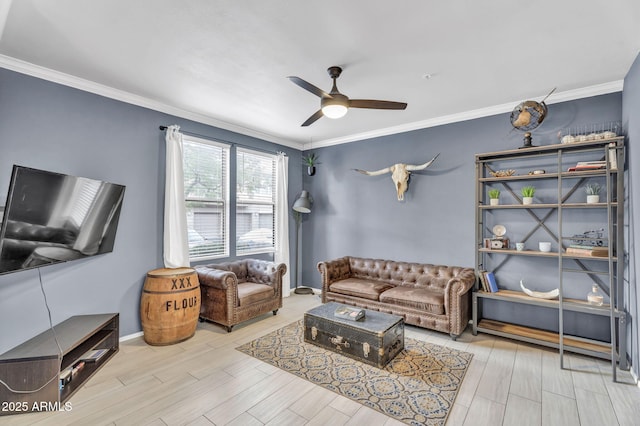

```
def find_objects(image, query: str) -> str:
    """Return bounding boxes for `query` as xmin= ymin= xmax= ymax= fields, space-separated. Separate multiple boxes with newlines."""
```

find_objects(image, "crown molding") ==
xmin=0 ymin=55 xmax=622 ymax=152
xmin=0 ymin=55 xmax=304 ymax=150
xmin=306 ymin=80 xmax=624 ymax=149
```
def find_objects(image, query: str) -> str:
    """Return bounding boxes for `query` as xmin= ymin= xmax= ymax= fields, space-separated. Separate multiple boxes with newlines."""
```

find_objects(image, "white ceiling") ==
xmin=0 ymin=0 xmax=639 ymax=149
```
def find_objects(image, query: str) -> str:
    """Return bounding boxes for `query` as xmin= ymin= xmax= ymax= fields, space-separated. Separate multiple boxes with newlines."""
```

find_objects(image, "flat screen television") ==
xmin=0 ymin=165 xmax=125 ymax=275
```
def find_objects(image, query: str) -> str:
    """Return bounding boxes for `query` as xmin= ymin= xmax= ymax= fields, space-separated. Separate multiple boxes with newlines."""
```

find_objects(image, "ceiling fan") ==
xmin=288 ymin=66 xmax=408 ymax=127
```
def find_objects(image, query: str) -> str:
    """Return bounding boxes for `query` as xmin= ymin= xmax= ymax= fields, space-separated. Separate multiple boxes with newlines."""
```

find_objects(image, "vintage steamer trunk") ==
xmin=304 ymin=302 xmax=404 ymax=368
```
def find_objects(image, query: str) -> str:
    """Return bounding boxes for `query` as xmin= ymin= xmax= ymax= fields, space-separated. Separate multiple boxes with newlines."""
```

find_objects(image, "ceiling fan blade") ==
xmin=288 ymin=76 xmax=331 ymax=98
xmin=349 ymin=99 xmax=407 ymax=110
xmin=301 ymin=110 xmax=324 ymax=127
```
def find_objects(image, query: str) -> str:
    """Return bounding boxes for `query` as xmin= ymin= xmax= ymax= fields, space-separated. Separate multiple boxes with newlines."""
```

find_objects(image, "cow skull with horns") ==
xmin=354 ymin=153 xmax=440 ymax=201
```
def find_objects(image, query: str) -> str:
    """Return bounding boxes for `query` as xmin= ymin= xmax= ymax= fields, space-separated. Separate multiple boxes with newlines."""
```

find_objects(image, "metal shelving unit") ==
xmin=472 ymin=138 xmax=627 ymax=380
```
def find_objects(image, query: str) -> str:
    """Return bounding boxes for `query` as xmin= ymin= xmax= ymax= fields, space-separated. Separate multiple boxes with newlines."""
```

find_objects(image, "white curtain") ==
xmin=163 ymin=125 xmax=190 ymax=268
xmin=275 ymin=153 xmax=291 ymax=297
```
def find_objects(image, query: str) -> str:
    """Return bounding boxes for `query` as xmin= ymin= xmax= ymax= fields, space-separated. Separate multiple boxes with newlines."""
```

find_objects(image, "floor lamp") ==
xmin=293 ymin=190 xmax=314 ymax=295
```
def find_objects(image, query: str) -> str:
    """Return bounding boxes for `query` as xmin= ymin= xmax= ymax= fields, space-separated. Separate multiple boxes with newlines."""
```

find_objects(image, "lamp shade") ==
xmin=293 ymin=190 xmax=312 ymax=213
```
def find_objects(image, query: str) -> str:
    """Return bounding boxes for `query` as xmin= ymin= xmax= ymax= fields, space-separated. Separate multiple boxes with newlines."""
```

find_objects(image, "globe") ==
xmin=510 ymin=100 xmax=548 ymax=132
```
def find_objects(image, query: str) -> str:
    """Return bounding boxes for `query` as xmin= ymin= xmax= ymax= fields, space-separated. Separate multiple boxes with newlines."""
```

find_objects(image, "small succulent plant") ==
xmin=521 ymin=186 xmax=535 ymax=198
xmin=586 ymin=183 xmax=601 ymax=195
xmin=488 ymin=189 xmax=501 ymax=199
xmin=302 ymin=153 xmax=318 ymax=167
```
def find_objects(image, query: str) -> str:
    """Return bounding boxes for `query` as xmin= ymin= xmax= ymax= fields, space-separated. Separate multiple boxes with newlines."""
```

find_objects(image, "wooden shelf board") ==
xmin=480 ymin=203 xmax=558 ymax=209
xmin=479 ymin=169 xmax=617 ymax=182
xmin=476 ymin=137 xmax=624 ymax=160
xmin=480 ymin=203 xmax=617 ymax=209
xmin=475 ymin=289 xmax=620 ymax=316
xmin=479 ymin=248 xmax=559 ymax=257
xmin=478 ymin=248 xmax=615 ymax=261
xmin=561 ymin=170 xmax=617 ymax=178
xmin=478 ymin=319 xmax=611 ymax=355
xmin=477 ymin=289 xmax=581 ymax=305
xmin=479 ymin=173 xmax=559 ymax=182
xmin=562 ymin=202 xmax=617 ymax=208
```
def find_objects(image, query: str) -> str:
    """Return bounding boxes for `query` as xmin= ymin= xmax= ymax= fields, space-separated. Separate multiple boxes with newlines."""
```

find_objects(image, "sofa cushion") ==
xmin=329 ymin=278 xmax=393 ymax=301
xmin=379 ymin=286 xmax=445 ymax=315
xmin=237 ymin=282 xmax=274 ymax=306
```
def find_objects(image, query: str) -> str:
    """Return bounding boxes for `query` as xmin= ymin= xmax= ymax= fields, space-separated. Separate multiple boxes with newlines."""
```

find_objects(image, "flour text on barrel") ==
xmin=165 ymin=296 xmax=199 ymax=312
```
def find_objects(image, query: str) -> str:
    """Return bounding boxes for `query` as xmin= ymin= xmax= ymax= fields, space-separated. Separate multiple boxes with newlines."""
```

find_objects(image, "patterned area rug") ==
xmin=236 ymin=320 xmax=472 ymax=426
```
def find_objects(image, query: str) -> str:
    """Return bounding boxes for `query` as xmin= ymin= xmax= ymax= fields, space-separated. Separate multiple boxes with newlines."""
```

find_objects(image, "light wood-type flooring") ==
xmin=4 ymin=293 xmax=639 ymax=426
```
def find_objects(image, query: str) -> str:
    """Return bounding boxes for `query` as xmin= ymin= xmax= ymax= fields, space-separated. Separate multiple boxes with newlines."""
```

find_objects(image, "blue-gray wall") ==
xmin=622 ymin=52 xmax=640 ymax=379
xmin=301 ymin=92 xmax=629 ymax=352
xmin=0 ymin=68 xmax=302 ymax=353
xmin=302 ymin=93 xmax=623 ymax=282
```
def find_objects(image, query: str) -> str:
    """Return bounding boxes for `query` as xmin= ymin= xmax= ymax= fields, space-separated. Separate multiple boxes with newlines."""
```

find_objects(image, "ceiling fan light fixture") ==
xmin=290 ymin=66 xmax=407 ymax=126
xmin=321 ymin=103 xmax=348 ymax=119
xmin=321 ymin=95 xmax=349 ymax=119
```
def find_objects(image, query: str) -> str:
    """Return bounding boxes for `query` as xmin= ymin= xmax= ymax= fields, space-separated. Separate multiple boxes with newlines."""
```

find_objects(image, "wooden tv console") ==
xmin=0 ymin=313 xmax=119 ymax=415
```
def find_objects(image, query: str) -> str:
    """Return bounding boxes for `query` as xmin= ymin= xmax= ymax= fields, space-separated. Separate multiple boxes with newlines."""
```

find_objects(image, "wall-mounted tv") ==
xmin=0 ymin=165 xmax=125 ymax=275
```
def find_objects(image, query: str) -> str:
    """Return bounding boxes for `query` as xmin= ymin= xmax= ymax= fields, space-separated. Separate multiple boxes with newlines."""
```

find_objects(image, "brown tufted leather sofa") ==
xmin=195 ymin=259 xmax=287 ymax=332
xmin=317 ymin=256 xmax=475 ymax=339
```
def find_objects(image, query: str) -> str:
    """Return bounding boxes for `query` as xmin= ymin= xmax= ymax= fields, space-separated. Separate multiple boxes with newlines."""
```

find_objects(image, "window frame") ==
xmin=182 ymin=135 xmax=230 ymax=261
xmin=235 ymin=147 xmax=277 ymax=256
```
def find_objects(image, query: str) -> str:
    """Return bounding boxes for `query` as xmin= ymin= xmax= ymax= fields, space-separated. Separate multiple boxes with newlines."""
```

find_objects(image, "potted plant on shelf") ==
xmin=586 ymin=183 xmax=601 ymax=204
xmin=488 ymin=188 xmax=501 ymax=206
xmin=521 ymin=186 xmax=535 ymax=205
xmin=302 ymin=153 xmax=318 ymax=176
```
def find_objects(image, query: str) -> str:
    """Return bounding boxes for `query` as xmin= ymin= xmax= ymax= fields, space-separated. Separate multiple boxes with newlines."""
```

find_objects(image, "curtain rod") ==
xmin=159 ymin=125 xmax=287 ymax=156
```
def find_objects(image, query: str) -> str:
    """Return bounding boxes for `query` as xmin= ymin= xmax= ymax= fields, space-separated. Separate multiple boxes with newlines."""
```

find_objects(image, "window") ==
xmin=236 ymin=148 xmax=276 ymax=255
xmin=182 ymin=136 xmax=229 ymax=259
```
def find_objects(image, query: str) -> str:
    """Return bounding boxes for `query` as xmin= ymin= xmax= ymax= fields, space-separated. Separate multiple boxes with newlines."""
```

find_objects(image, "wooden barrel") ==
xmin=140 ymin=267 xmax=201 ymax=345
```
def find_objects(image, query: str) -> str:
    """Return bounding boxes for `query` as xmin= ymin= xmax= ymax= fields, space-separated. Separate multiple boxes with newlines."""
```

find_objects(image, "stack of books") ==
xmin=79 ymin=348 xmax=109 ymax=363
xmin=59 ymin=367 xmax=72 ymax=389
xmin=478 ymin=271 xmax=498 ymax=293
xmin=567 ymin=160 xmax=606 ymax=172
xmin=565 ymin=245 xmax=609 ymax=257
xmin=334 ymin=305 xmax=365 ymax=321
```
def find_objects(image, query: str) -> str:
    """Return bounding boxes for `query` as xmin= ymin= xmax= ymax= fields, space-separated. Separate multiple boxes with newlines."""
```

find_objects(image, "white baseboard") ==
xmin=119 ymin=331 xmax=144 ymax=342
xmin=631 ymin=368 xmax=639 ymax=387
xmin=121 ymin=288 xmax=322 ymax=342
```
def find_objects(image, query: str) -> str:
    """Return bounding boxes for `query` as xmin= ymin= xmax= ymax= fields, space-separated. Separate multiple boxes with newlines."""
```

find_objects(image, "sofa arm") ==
xmin=317 ymin=257 xmax=352 ymax=302
xmin=195 ymin=266 xmax=237 ymax=291
xmin=443 ymin=268 xmax=476 ymax=337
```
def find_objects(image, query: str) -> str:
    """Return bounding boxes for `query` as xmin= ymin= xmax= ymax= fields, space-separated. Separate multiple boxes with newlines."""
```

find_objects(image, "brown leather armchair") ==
xmin=195 ymin=259 xmax=287 ymax=332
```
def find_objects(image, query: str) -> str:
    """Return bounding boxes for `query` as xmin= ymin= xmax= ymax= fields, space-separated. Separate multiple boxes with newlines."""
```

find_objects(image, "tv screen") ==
xmin=0 ymin=165 xmax=125 ymax=275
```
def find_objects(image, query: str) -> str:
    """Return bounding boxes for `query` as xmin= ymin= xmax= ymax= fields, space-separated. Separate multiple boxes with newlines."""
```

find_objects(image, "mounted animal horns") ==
xmin=354 ymin=153 xmax=440 ymax=201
